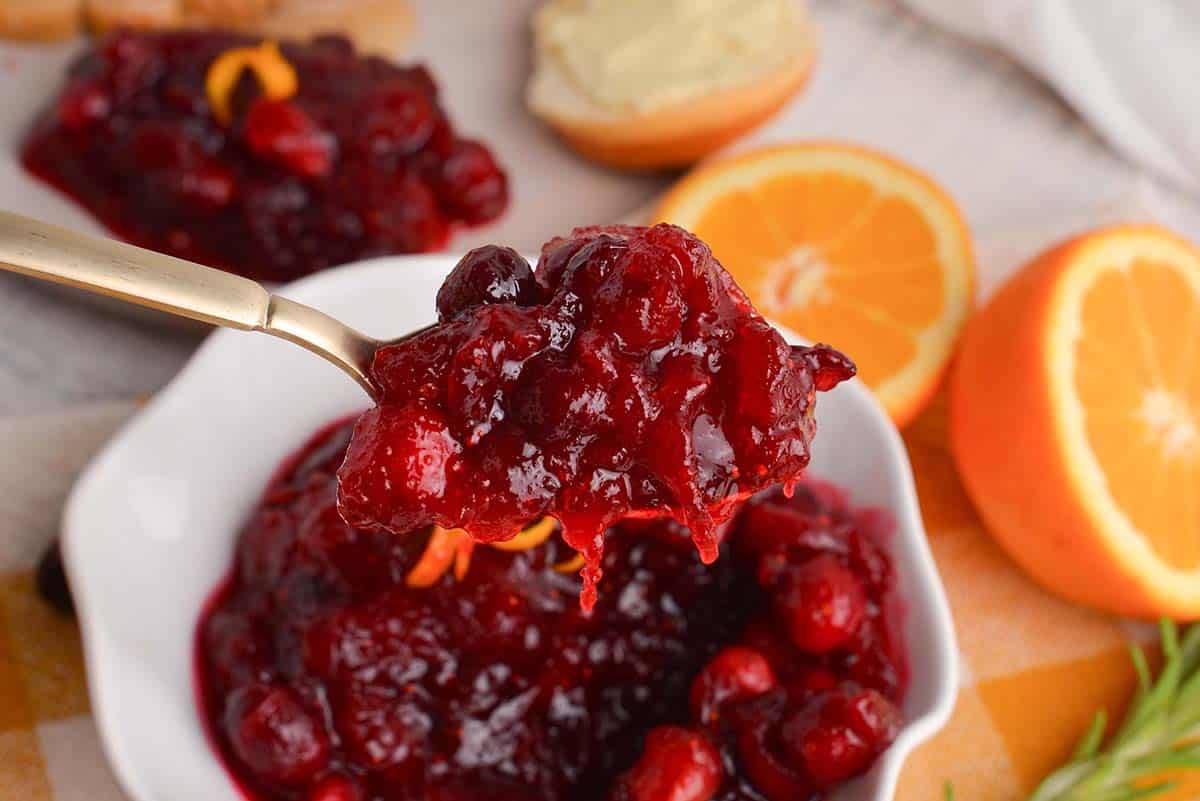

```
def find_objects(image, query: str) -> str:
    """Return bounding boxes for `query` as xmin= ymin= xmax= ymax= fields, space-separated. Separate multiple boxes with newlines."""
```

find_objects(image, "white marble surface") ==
xmin=0 ymin=0 xmax=1197 ymax=415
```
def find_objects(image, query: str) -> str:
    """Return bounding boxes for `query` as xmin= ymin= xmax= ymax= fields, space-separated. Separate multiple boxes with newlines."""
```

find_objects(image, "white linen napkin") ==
xmin=902 ymin=0 xmax=1200 ymax=194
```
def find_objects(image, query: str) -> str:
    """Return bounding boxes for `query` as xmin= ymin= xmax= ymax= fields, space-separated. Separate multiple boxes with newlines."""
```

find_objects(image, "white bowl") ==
xmin=62 ymin=253 xmax=958 ymax=801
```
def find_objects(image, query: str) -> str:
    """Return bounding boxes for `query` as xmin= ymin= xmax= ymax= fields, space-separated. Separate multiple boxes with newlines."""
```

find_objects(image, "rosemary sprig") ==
xmin=1028 ymin=620 xmax=1200 ymax=801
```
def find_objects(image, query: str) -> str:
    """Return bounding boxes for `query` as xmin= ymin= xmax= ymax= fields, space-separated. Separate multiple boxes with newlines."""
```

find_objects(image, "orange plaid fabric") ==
xmin=0 ymin=396 xmax=1182 ymax=800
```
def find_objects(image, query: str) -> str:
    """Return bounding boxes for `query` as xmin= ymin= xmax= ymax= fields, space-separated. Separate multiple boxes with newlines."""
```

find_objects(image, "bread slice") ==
xmin=85 ymin=0 xmax=180 ymax=32
xmin=185 ymin=0 xmax=277 ymax=25
xmin=527 ymin=0 xmax=818 ymax=170
xmin=0 ymin=0 xmax=83 ymax=40
xmin=82 ymin=0 xmax=412 ymax=54
xmin=251 ymin=0 xmax=414 ymax=56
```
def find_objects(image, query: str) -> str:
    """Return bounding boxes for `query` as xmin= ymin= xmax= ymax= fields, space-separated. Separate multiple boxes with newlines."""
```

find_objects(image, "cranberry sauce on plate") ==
xmin=22 ymin=30 xmax=508 ymax=282
xmin=197 ymin=420 xmax=905 ymax=801
xmin=336 ymin=224 xmax=855 ymax=609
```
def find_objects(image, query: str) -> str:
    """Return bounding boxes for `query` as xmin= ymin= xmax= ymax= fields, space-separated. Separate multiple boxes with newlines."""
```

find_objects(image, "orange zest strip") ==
xmin=489 ymin=517 xmax=558 ymax=552
xmin=552 ymin=553 xmax=586 ymax=574
xmin=453 ymin=539 xmax=475 ymax=581
xmin=405 ymin=526 xmax=474 ymax=588
xmin=205 ymin=40 xmax=298 ymax=124
xmin=405 ymin=517 xmax=578 ymax=587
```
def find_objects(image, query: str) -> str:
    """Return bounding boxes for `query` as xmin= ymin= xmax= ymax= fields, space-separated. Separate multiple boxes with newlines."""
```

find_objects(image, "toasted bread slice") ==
xmin=0 ymin=0 xmax=84 ymax=40
xmin=527 ymin=0 xmax=817 ymax=170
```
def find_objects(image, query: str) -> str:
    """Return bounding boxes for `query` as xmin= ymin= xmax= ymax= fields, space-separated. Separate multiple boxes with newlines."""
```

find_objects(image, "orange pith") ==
xmin=951 ymin=224 xmax=1200 ymax=618
xmin=653 ymin=142 xmax=974 ymax=427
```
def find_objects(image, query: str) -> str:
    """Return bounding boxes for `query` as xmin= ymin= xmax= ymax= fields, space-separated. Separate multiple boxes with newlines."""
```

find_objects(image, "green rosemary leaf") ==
xmin=1072 ymin=711 xmax=1108 ymax=762
xmin=1091 ymin=779 xmax=1175 ymax=801
xmin=1025 ymin=620 xmax=1200 ymax=801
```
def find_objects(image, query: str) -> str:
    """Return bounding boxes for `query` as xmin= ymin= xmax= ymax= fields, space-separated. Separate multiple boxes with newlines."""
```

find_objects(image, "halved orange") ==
xmin=653 ymin=142 xmax=975 ymax=427
xmin=951 ymin=225 xmax=1200 ymax=618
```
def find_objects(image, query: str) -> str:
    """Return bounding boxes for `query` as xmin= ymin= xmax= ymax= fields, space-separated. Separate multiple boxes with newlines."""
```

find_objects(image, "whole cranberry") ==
xmin=56 ymin=79 xmax=111 ymax=130
xmin=689 ymin=646 xmax=777 ymax=726
xmin=436 ymin=139 xmax=508 ymax=224
xmin=336 ymin=405 xmax=468 ymax=534
xmin=770 ymin=553 xmax=866 ymax=653
xmin=223 ymin=684 xmax=330 ymax=786
xmin=436 ymin=245 xmax=540 ymax=321
xmin=360 ymin=80 xmax=436 ymax=155
xmin=732 ymin=693 xmax=814 ymax=801
xmin=307 ymin=773 xmax=363 ymax=801
xmin=243 ymin=99 xmax=336 ymax=178
xmin=779 ymin=686 xmax=900 ymax=788
xmin=615 ymin=726 xmax=722 ymax=801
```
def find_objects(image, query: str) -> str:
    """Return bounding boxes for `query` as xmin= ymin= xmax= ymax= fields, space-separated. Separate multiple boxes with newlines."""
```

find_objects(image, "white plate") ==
xmin=62 ymin=253 xmax=958 ymax=801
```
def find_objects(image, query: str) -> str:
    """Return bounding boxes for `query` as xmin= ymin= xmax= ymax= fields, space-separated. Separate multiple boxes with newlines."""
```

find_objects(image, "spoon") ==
xmin=0 ymin=209 xmax=385 ymax=398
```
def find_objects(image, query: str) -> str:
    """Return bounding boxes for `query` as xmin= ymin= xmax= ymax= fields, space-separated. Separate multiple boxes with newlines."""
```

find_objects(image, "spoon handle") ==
xmin=0 ymin=210 xmax=380 ymax=397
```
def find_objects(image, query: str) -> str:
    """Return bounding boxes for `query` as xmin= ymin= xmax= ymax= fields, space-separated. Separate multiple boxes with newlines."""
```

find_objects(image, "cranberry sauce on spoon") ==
xmin=336 ymin=224 xmax=855 ymax=610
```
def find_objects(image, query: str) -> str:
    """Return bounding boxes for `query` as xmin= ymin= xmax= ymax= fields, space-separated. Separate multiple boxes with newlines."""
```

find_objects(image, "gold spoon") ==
xmin=0 ymin=209 xmax=384 ymax=398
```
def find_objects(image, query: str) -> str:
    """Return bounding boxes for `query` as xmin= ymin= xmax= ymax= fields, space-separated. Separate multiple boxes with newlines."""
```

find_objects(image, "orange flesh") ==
xmin=1073 ymin=257 xmax=1200 ymax=569
xmin=688 ymin=172 xmax=945 ymax=392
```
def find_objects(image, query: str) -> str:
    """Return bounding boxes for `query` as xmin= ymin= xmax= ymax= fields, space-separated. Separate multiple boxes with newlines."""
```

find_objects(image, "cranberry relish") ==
xmin=198 ymin=420 xmax=906 ymax=801
xmin=337 ymin=224 xmax=855 ymax=609
xmin=22 ymin=30 xmax=508 ymax=282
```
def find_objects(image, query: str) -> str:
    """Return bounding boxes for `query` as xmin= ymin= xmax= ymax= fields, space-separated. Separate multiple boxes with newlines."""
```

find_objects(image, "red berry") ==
xmin=360 ymin=80 xmax=436 ymax=155
xmin=786 ymin=718 xmax=870 ymax=788
xmin=436 ymin=245 xmax=540 ymax=321
xmin=620 ymin=726 xmax=723 ymax=801
xmin=779 ymin=686 xmax=900 ymax=788
xmin=689 ymin=646 xmax=777 ymax=726
xmin=306 ymin=774 xmax=362 ymax=801
xmin=843 ymin=687 xmax=902 ymax=745
xmin=56 ymin=79 xmax=111 ymax=129
xmin=436 ymin=139 xmax=508 ymax=224
xmin=223 ymin=684 xmax=330 ymax=786
xmin=244 ymin=98 xmax=335 ymax=178
xmin=336 ymin=405 xmax=468 ymax=534
xmin=770 ymin=553 xmax=866 ymax=653
xmin=733 ymin=694 xmax=814 ymax=801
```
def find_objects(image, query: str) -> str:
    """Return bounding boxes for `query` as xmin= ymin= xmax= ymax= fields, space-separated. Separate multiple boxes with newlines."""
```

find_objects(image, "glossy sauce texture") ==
xmin=336 ymin=224 xmax=855 ymax=609
xmin=198 ymin=421 xmax=905 ymax=801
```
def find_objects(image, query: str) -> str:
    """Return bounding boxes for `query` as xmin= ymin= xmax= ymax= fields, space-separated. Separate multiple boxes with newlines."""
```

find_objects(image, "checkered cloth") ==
xmin=0 ymin=188 xmax=1187 ymax=800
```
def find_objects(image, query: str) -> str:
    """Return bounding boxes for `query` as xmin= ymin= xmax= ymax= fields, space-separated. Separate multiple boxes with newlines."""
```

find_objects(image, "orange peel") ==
xmin=205 ymin=40 xmax=298 ymax=124
xmin=406 ymin=517 xmax=581 ymax=587
xmin=405 ymin=526 xmax=474 ymax=588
